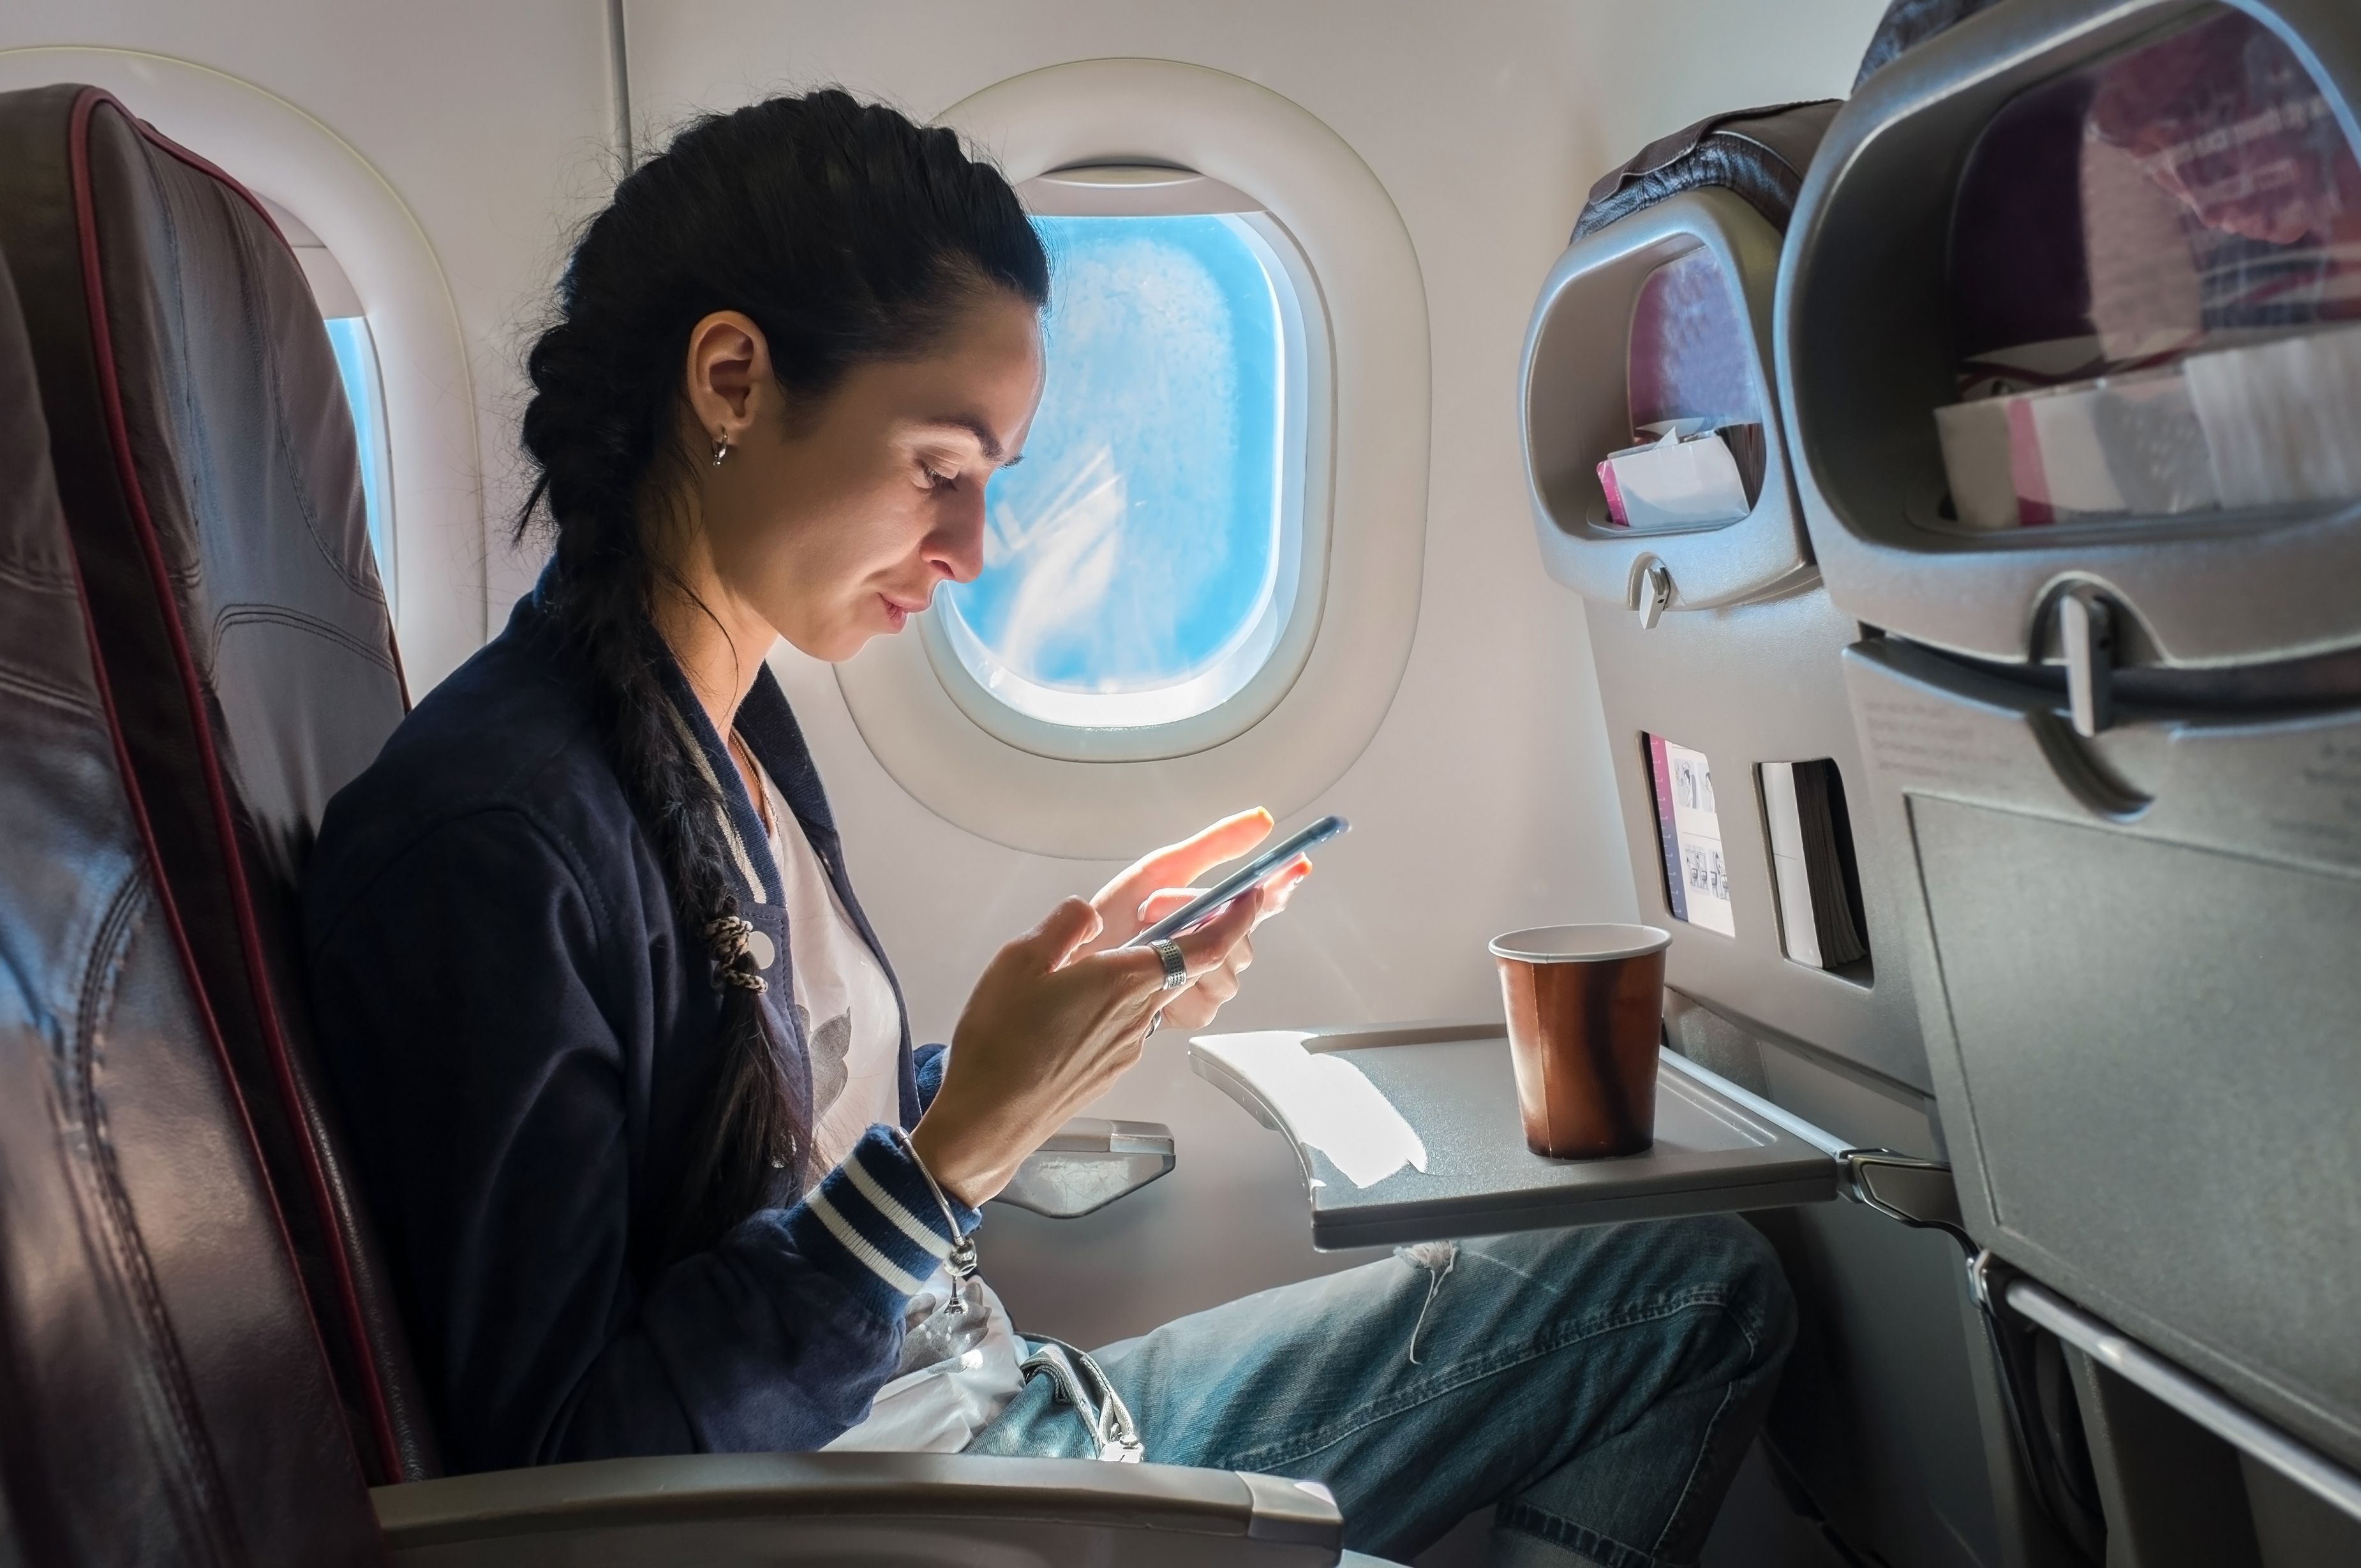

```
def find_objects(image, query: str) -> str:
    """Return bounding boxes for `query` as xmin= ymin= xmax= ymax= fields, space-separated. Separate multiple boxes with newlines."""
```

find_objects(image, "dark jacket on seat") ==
xmin=302 ymin=586 xmax=972 ymax=1474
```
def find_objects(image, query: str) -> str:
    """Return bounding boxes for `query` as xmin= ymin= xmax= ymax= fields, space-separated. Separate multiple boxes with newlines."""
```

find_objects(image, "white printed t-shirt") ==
xmin=740 ymin=746 xmax=1024 ymax=1453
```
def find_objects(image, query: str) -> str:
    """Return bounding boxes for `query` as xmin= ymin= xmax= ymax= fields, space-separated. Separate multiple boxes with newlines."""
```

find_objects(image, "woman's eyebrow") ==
xmin=918 ymin=415 xmax=1020 ymax=467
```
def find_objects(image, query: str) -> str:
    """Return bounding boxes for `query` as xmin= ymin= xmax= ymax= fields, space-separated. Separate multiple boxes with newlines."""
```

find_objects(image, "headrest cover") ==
xmin=1574 ymin=100 xmax=1843 ymax=240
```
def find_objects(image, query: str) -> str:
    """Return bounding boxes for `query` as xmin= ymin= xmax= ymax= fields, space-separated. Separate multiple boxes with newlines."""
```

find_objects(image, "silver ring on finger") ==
xmin=1145 ymin=1008 xmax=1164 ymax=1039
xmin=1147 ymin=936 xmax=1189 ymax=992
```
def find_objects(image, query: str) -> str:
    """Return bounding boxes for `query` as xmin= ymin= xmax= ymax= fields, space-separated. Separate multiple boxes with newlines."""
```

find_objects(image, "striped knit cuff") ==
xmin=784 ymin=1125 xmax=980 ymax=1317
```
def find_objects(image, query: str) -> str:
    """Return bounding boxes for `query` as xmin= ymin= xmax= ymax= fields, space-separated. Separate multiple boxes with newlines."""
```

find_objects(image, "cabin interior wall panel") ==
xmin=627 ymin=0 xmax=1889 ymax=1344
xmin=1 ymin=0 xmax=622 ymax=689
xmin=1586 ymin=587 xmax=1934 ymax=1094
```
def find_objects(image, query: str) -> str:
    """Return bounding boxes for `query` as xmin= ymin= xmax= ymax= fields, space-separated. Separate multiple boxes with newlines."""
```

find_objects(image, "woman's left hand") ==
xmin=1085 ymin=808 xmax=1312 ymax=1033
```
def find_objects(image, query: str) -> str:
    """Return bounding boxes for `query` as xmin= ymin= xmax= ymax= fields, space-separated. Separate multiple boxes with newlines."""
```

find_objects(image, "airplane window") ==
xmin=838 ymin=68 xmax=1413 ymax=850
xmin=937 ymin=209 xmax=1309 ymax=730
xmin=262 ymin=191 xmax=396 ymax=602
xmin=322 ymin=315 xmax=394 ymax=596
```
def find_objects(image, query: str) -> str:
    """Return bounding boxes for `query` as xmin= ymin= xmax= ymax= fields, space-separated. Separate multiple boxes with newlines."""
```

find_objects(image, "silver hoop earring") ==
xmin=710 ymin=436 xmax=731 ymax=468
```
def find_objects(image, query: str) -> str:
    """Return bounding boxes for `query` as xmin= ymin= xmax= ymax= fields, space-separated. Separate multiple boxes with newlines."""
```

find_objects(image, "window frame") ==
xmin=920 ymin=191 xmax=1334 ymax=760
xmin=322 ymin=315 xmax=398 ymax=612
xmin=829 ymin=57 xmax=1431 ymax=859
xmin=270 ymin=192 xmax=400 ymax=612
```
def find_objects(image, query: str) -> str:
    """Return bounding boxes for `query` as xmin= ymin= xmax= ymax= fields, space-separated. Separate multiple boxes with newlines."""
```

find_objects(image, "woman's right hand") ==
xmin=909 ymin=889 xmax=1263 ymax=1208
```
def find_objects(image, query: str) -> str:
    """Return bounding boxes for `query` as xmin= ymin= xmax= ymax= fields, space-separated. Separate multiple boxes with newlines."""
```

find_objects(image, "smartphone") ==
xmin=1119 ymin=815 xmax=1349 ymax=950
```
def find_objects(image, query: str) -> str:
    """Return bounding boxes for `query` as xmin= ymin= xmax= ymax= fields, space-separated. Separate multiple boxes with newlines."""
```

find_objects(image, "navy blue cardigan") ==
xmin=302 ymin=588 xmax=977 ymax=1474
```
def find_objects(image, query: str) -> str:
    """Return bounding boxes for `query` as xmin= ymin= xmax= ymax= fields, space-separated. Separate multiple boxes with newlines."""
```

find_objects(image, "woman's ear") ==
xmin=683 ymin=311 xmax=773 ymax=444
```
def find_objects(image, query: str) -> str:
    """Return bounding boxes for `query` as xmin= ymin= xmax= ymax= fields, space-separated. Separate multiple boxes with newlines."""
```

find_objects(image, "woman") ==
xmin=304 ymin=90 xmax=1791 ymax=1567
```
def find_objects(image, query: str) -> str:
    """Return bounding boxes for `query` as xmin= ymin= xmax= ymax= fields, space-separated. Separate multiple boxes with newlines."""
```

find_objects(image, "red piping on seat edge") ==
xmin=67 ymin=85 xmax=404 ymax=1484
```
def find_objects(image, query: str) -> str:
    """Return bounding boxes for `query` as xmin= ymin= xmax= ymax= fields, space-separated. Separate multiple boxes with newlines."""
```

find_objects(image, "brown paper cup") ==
xmin=1490 ymin=924 xmax=1672 ymax=1159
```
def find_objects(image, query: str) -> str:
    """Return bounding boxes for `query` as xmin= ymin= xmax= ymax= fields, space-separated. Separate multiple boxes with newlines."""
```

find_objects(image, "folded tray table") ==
xmin=1189 ymin=1022 xmax=1848 ymax=1250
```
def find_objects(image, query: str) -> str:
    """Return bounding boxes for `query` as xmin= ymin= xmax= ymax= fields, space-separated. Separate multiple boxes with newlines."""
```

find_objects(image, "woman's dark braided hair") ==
xmin=513 ymin=90 xmax=1048 ymax=1257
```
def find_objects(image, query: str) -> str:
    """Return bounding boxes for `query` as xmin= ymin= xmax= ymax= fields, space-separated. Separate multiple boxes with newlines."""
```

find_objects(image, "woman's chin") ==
xmin=777 ymin=622 xmax=869 ymax=665
xmin=812 ymin=618 xmax=903 ymax=664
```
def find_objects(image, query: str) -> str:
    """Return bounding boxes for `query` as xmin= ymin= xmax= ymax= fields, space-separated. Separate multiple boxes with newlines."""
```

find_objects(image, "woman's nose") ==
xmin=927 ymin=488 xmax=988 ymax=584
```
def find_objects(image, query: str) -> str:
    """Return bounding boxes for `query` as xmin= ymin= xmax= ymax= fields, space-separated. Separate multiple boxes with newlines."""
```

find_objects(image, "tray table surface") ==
xmin=1189 ymin=1026 xmax=1840 ymax=1248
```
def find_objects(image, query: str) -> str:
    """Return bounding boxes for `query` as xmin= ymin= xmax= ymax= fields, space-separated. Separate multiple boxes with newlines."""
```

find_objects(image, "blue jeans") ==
xmin=966 ymin=1216 xmax=1793 ymax=1568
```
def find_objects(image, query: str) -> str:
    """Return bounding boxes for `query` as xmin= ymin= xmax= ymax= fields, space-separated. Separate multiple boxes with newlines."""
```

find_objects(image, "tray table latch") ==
xmin=1837 ymin=1148 xmax=1969 ymax=1250
xmin=1634 ymin=557 xmax=1674 ymax=628
xmin=2058 ymin=586 xmax=2116 ymax=738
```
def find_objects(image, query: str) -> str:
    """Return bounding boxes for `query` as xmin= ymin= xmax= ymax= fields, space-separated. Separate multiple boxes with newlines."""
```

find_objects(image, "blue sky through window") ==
xmin=943 ymin=214 xmax=1288 ymax=711
xmin=324 ymin=316 xmax=392 ymax=588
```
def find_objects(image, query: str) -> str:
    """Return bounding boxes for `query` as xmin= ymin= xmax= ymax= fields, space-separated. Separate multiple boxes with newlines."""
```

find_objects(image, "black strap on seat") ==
xmin=1573 ymin=100 xmax=1842 ymax=241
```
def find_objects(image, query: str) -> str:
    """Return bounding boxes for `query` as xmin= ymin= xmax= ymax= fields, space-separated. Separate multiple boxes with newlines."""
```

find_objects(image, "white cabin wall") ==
xmin=630 ymin=0 xmax=1890 ymax=1342
xmin=2 ymin=0 xmax=621 ymax=688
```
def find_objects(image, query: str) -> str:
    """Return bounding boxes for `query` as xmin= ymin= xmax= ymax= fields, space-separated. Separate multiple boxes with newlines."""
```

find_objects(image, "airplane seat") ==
xmin=1777 ymin=0 xmax=2361 ymax=1559
xmin=0 ymin=79 xmax=1364 ymax=1566
xmin=0 ymin=80 xmax=435 ymax=1488
xmin=0 ymin=233 xmax=387 ymax=1568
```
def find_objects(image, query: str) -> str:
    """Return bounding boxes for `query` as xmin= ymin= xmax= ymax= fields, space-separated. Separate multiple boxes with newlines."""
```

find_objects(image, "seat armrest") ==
xmin=992 ymin=1117 xmax=1175 ymax=1218
xmin=374 ymin=1451 xmax=1346 ymax=1566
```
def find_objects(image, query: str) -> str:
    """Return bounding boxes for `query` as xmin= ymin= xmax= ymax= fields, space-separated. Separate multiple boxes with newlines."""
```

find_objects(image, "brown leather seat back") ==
xmin=0 ymin=249 xmax=383 ymax=1567
xmin=0 ymin=83 xmax=435 ymax=1483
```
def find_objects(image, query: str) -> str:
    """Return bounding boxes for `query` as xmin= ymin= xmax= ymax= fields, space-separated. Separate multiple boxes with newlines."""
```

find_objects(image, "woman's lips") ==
xmin=880 ymin=592 xmax=927 ymax=631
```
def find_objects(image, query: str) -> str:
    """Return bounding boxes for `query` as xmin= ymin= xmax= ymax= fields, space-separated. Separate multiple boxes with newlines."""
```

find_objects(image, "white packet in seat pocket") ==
xmin=1602 ymin=426 xmax=1752 ymax=530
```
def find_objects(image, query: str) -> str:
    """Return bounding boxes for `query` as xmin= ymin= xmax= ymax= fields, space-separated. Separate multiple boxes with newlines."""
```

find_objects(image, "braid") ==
xmin=513 ymin=89 xmax=1046 ymax=1256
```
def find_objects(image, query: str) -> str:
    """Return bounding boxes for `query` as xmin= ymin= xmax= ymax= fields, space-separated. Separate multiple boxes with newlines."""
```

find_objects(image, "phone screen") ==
xmin=1120 ymin=815 xmax=1348 ymax=950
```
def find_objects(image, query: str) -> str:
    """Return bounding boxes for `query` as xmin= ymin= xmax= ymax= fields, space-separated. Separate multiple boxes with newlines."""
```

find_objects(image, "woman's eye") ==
xmin=920 ymin=464 xmax=958 ymax=491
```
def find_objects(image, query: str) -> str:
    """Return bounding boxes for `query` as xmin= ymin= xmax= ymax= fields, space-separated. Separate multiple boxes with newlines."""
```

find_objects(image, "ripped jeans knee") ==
xmin=1394 ymin=1239 xmax=1459 ymax=1365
